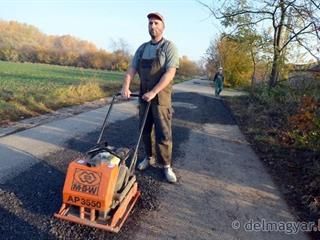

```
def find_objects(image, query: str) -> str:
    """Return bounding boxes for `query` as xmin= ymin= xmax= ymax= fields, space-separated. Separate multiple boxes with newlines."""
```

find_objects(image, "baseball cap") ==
xmin=147 ymin=12 xmax=164 ymax=23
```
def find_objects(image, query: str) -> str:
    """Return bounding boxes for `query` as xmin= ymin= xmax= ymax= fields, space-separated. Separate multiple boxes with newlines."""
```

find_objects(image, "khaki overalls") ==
xmin=138 ymin=40 xmax=173 ymax=166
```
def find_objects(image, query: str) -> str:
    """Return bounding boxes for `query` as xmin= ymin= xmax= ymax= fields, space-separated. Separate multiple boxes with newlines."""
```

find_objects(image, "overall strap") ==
xmin=156 ymin=39 xmax=170 ymax=56
xmin=139 ymin=42 xmax=149 ymax=60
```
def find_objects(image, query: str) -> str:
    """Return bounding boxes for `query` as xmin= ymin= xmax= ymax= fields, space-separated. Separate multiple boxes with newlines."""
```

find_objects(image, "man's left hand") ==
xmin=142 ymin=91 xmax=157 ymax=102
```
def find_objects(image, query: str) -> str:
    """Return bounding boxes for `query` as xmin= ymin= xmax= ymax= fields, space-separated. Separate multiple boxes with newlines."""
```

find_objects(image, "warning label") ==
xmin=71 ymin=169 xmax=101 ymax=195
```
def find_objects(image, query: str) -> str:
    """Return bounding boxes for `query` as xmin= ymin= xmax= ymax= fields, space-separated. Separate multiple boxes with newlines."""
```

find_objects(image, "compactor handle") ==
xmin=116 ymin=92 xmax=140 ymax=98
xmin=97 ymin=93 xmax=141 ymax=145
xmin=95 ymin=92 xmax=150 ymax=175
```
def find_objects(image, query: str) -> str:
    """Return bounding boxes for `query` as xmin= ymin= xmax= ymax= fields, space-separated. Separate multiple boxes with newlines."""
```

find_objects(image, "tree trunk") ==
xmin=269 ymin=0 xmax=285 ymax=89
xmin=250 ymin=46 xmax=256 ymax=92
xmin=269 ymin=51 xmax=281 ymax=88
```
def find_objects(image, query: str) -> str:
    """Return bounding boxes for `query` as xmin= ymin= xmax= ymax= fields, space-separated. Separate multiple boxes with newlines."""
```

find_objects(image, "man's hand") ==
xmin=121 ymin=88 xmax=132 ymax=99
xmin=142 ymin=90 xmax=157 ymax=102
xmin=121 ymin=67 xmax=136 ymax=99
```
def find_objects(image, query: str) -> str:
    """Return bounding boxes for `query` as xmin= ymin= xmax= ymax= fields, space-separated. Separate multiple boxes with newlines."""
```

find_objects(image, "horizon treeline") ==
xmin=0 ymin=20 xmax=130 ymax=71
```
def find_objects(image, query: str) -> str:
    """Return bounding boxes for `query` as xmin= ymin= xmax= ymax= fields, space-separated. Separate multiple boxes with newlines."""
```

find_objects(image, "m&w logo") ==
xmin=71 ymin=169 xmax=101 ymax=195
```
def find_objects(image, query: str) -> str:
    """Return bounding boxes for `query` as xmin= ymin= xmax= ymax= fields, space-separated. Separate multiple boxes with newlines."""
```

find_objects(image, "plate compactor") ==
xmin=54 ymin=94 xmax=150 ymax=233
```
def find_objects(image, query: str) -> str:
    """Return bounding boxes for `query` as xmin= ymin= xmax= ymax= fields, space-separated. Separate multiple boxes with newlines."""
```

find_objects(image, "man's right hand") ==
xmin=121 ymin=88 xmax=132 ymax=99
xmin=121 ymin=67 xmax=136 ymax=99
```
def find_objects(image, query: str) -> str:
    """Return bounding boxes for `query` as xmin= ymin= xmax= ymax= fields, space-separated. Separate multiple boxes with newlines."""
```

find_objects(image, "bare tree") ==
xmin=199 ymin=0 xmax=320 ymax=88
xmin=109 ymin=38 xmax=131 ymax=56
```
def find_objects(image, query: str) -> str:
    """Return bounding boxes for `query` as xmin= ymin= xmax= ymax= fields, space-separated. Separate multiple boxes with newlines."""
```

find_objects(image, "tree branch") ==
xmin=280 ymin=22 xmax=313 ymax=51
xmin=283 ymin=0 xmax=297 ymax=13
xmin=310 ymin=0 xmax=320 ymax=10
xmin=197 ymin=0 xmax=274 ymax=20
xmin=290 ymin=4 xmax=311 ymax=21
xmin=311 ymin=22 xmax=320 ymax=39
xmin=196 ymin=0 xmax=220 ymax=19
xmin=234 ymin=17 xmax=273 ymax=30
xmin=296 ymin=37 xmax=320 ymax=62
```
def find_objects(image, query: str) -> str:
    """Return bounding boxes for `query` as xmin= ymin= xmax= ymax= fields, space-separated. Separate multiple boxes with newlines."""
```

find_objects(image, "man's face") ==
xmin=148 ymin=17 xmax=164 ymax=39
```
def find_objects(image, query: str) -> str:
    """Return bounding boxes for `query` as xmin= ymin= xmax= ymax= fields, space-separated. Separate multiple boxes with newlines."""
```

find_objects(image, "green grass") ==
xmin=0 ymin=61 xmax=189 ymax=124
xmin=0 ymin=60 xmax=125 ymax=88
xmin=0 ymin=61 xmax=126 ymax=123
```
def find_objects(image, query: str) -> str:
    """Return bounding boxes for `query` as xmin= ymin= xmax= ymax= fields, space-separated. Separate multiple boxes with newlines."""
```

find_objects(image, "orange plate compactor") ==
xmin=54 ymin=94 xmax=151 ymax=233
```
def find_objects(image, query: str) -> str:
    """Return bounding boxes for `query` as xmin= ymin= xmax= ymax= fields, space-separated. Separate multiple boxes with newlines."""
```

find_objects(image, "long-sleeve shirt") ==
xmin=213 ymin=73 xmax=224 ymax=82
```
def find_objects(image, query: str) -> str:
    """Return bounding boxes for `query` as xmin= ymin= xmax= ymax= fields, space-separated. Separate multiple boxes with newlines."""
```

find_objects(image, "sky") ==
xmin=0 ymin=0 xmax=222 ymax=62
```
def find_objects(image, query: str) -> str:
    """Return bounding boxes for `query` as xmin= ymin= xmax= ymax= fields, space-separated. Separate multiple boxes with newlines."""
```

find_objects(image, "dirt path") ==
xmin=0 ymin=80 xmax=311 ymax=239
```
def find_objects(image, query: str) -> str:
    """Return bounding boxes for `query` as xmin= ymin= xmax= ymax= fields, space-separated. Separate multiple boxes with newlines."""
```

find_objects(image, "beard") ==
xmin=149 ymin=28 xmax=163 ymax=39
xmin=149 ymin=29 xmax=156 ymax=39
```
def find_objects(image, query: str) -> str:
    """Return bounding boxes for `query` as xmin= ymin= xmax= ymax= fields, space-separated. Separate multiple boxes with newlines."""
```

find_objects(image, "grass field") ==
xmin=0 ymin=61 xmax=187 ymax=124
xmin=0 ymin=61 xmax=130 ymax=123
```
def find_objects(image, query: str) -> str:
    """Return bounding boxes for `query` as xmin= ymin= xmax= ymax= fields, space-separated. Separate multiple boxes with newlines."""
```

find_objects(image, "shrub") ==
xmin=282 ymin=96 xmax=320 ymax=151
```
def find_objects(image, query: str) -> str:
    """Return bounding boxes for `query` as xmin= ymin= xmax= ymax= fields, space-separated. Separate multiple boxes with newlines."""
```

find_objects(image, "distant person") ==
xmin=121 ymin=12 xmax=179 ymax=183
xmin=213 ymin=67 xmax=224 ymax=96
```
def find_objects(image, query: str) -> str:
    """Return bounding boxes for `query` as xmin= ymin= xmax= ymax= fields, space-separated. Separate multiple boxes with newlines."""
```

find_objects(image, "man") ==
xmin=121 ymin=12 xmax=179 ymax=183
xmin=213 ymin=67 xmax=224 ymax=96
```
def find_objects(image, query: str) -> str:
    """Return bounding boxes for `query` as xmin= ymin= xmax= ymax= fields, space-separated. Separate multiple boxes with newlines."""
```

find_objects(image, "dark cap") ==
xmin=147 ymin=12 xmax=164 ymax=23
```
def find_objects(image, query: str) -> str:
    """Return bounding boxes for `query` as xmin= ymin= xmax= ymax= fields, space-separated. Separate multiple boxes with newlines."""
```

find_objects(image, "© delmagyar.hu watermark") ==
xmin=231 ymin=218 xmax=320 ymax=234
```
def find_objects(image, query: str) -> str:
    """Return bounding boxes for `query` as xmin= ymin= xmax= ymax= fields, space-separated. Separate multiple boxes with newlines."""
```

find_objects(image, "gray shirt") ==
xmin=131 ymin=38 xmax=179 ymax=71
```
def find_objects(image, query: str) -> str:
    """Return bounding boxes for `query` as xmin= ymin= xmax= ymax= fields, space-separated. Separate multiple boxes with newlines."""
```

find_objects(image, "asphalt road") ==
xmin=0 ymin=80 xmax=310 ymax=239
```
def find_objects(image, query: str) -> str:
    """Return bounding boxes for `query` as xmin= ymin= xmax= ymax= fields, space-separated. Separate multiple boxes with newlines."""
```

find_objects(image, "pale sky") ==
xmin=0 ymin=0 xmax=222 ymax=62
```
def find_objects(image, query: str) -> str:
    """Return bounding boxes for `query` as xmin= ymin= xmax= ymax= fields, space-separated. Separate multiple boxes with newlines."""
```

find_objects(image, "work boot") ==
xmin=164 ymin=165 xmax=177 ymax=183
xmin=137 ymin=156 xmax=154 ymax=171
